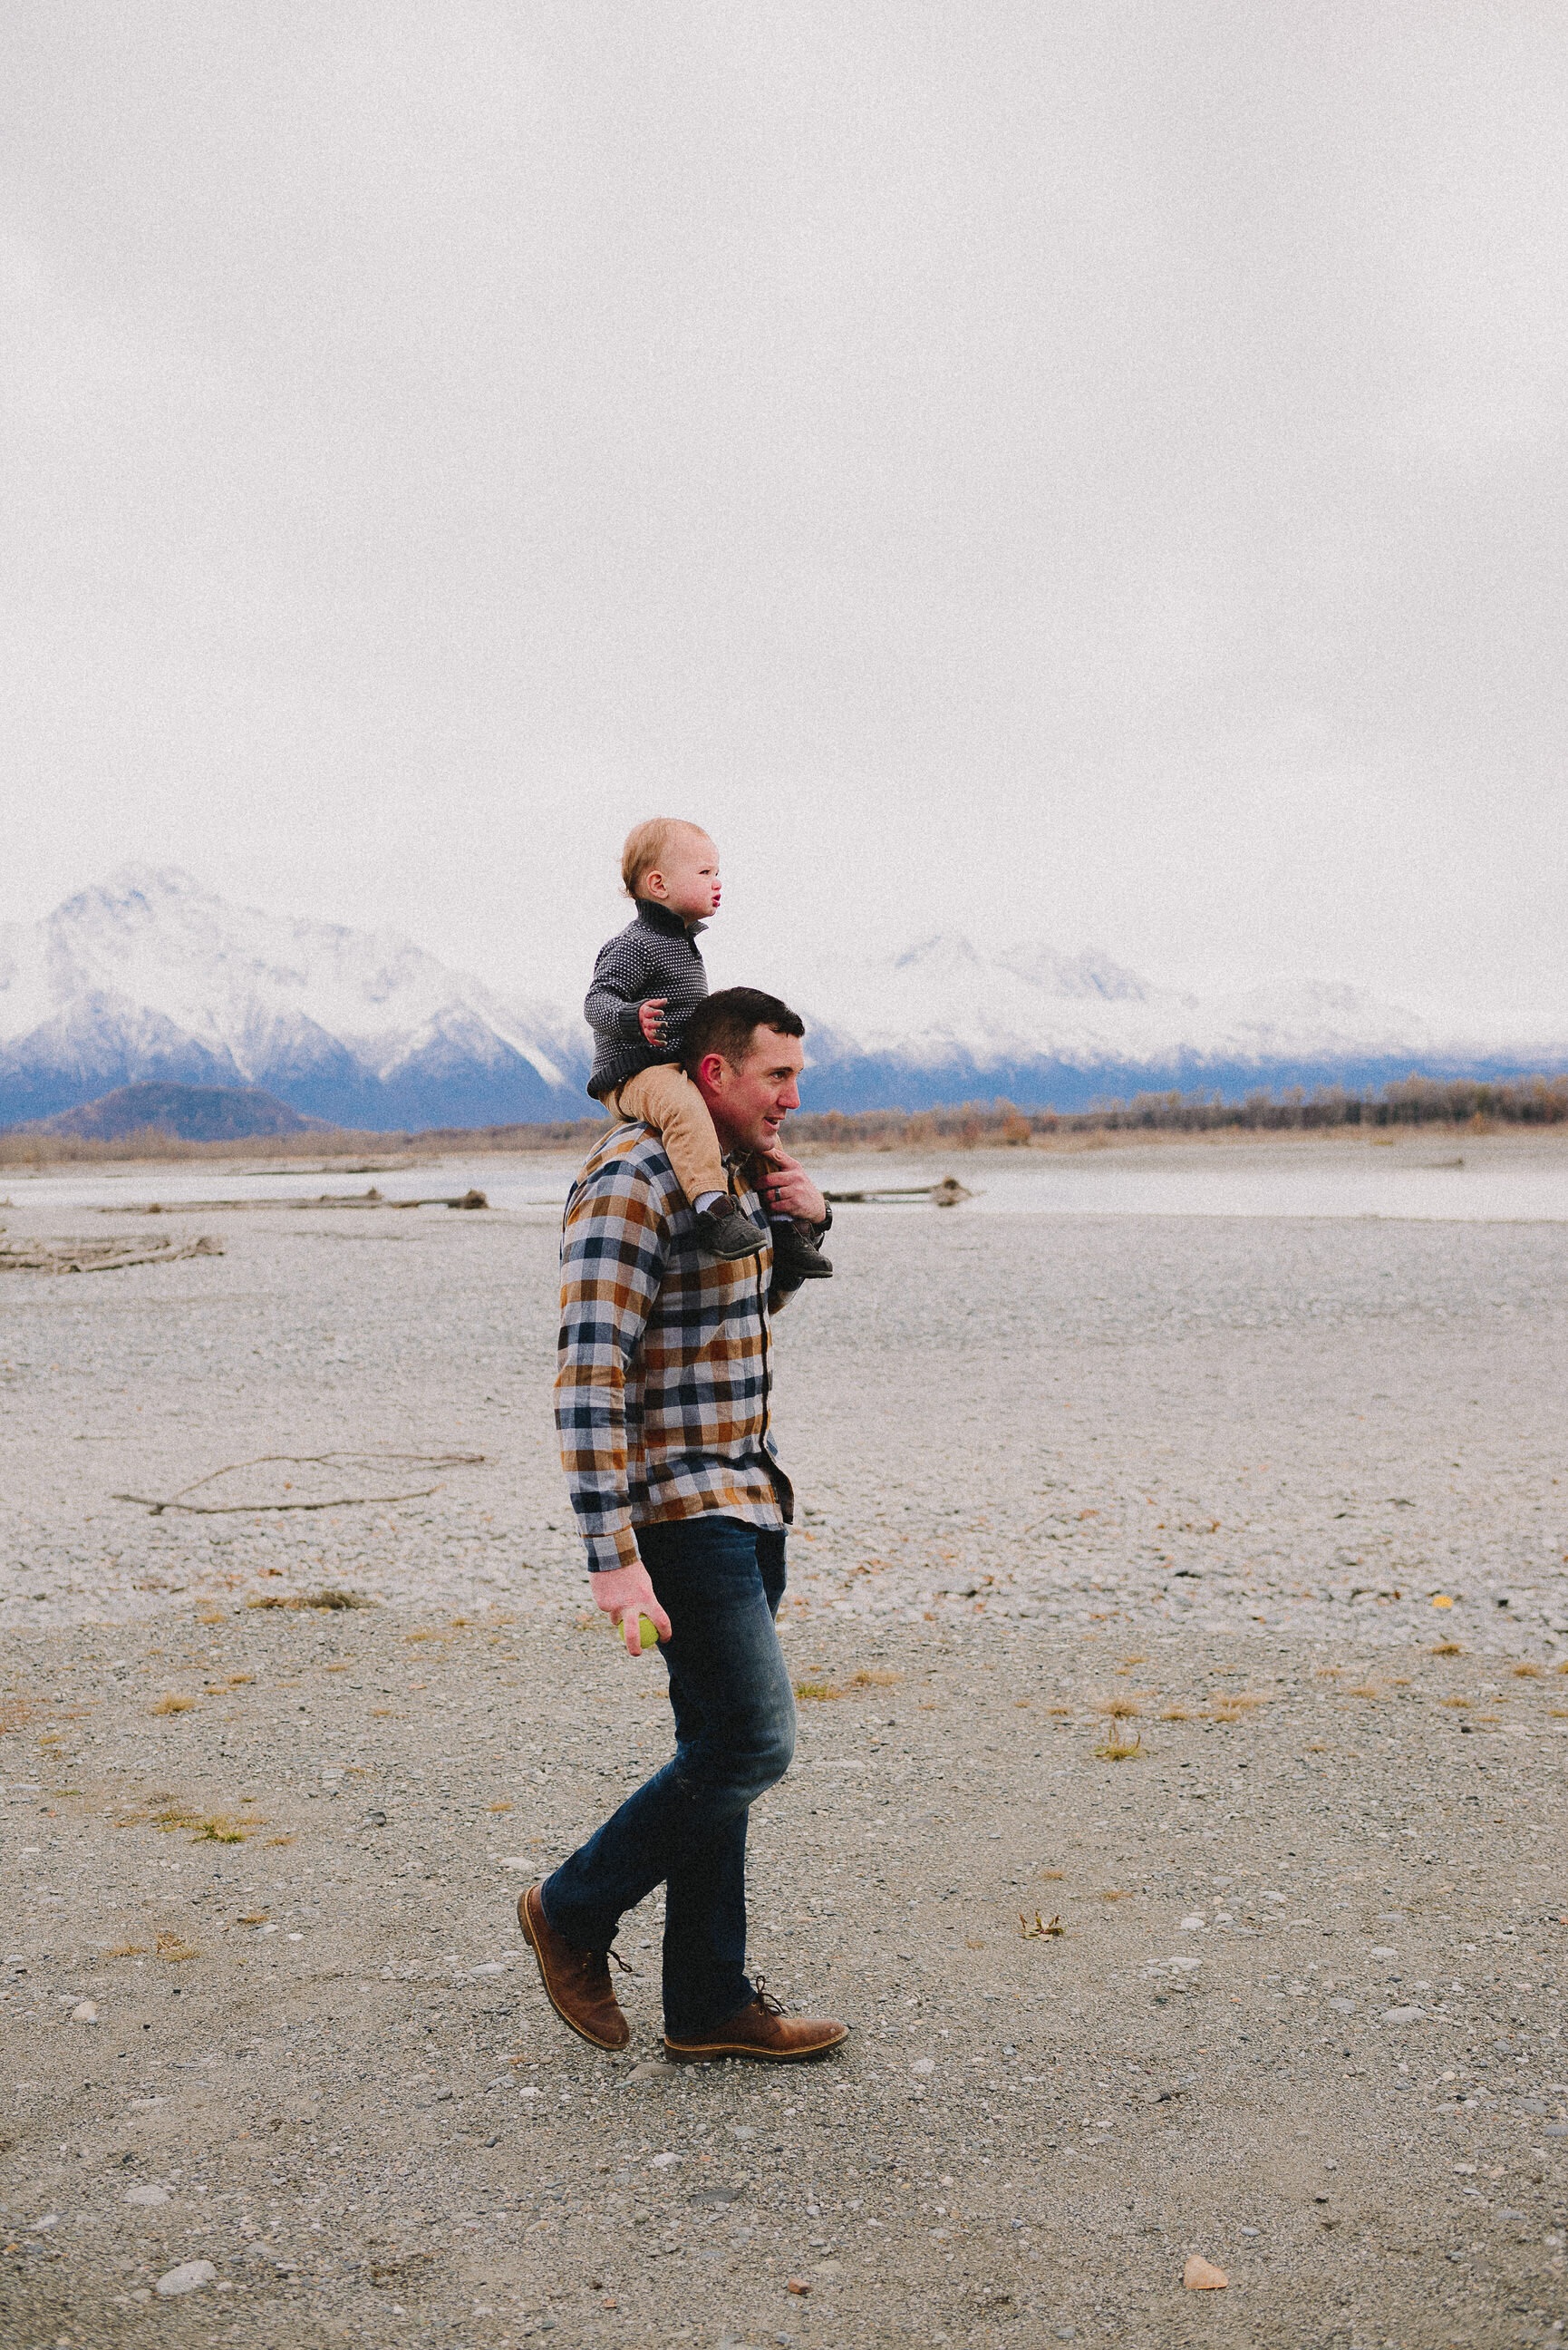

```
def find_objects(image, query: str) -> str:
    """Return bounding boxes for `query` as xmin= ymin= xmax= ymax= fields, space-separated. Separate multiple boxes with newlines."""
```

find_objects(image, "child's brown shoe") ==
xmin=770 ymin=1223 xmax=832 ymax=1281
xmin=692 ymin=1199 xmax=764 ymax=1260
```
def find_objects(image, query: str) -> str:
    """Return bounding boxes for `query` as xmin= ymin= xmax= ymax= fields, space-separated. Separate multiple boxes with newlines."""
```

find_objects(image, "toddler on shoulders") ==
xmin=584 ymin=817 xmax=830 ymax=1283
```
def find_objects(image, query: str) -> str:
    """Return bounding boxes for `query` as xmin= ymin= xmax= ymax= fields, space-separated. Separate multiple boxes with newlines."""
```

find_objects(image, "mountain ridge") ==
xmin=2 ymin=867 xmax=1563 ymax=1127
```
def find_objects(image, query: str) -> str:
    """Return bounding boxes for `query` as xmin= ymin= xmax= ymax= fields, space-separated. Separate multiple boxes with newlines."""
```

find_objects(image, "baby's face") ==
xmin=646 ymin=830 xmax=721 ymax=923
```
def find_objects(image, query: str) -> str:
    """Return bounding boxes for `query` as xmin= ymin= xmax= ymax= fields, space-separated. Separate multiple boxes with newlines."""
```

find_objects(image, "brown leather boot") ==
xmin=663 ymin=1979 xmax=847 ymax=2063
xmin=518 ymin=1884 xmax=630 ymax=2052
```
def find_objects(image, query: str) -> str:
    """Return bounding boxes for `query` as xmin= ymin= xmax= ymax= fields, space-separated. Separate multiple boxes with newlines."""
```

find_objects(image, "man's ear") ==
xmin=695 ymin=1051 xmax=728 ymax=1093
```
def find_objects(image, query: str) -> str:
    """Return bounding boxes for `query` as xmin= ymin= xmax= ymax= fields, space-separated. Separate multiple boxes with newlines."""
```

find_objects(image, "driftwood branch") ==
xmin=112 ymin=1450 xmax=487 ymax=1517
xmin=0 ymin=1235 xmax=223 ymax=1274
xmin=821 ymin=1176 xmax=975 ymax=1208
xmin=113 ymin=1486 xmax=449 ymax=1516
xmin=105 ymin=1188 xmax=489 ymax=1216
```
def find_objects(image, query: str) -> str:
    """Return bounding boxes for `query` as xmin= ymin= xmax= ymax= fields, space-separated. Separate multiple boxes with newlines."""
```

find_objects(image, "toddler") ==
xmin=584 ymin=817 xmax=831 ymax=1282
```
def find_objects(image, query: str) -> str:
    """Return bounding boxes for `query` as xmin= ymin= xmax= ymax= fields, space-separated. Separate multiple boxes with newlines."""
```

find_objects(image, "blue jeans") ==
xmin=541 ymin=1515 xmax=796 ymax=2037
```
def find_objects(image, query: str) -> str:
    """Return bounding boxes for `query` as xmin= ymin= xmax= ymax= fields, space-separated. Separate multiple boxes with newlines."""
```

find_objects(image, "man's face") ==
xmin=702 ymin=1027 xmax=804 ymax=1155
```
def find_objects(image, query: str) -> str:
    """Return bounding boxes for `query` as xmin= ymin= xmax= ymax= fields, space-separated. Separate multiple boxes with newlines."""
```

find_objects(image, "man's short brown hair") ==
xmin=620 ymin=817 xmax=711 ymax=899
xmin=682 ymin=987 xmax=805 ymax=1074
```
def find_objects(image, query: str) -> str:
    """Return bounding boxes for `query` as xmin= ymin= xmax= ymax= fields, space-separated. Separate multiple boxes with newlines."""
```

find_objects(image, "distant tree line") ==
xmin=2 ymin=1074 xmax=1563 ymax=1167
xmin=785 ymin=1073 xmax=1568 ymax=1149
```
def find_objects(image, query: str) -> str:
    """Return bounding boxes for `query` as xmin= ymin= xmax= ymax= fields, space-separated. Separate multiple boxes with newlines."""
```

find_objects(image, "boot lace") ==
xmin=751 ymin=1976 xmax=788 ymax=2016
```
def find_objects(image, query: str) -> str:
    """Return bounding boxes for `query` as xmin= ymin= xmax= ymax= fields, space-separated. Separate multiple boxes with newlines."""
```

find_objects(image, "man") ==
xmin=519 ymin=986 xmax=848 ymax=2063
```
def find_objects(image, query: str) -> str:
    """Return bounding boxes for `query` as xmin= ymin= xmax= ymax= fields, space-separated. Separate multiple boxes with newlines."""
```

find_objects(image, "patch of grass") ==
xmin=194 ymin=1607 xmax=224 ymax=1626
xmin=402 ymin=1627 xmax=446 ymax=1643
xmin=1160 ymin=1706 xmax=1194 ymax=1722
xmin=1512 ymin=1663 xmax=1544 ymax=1679
xmin=1347 ymin=1685 xmax=1381 ymax=1700
xmin=847 ymin=1668 xmax=899 ymax=1688
xmin=249 ymin=1588 xmax=375 ymax=1613
xmin=1431 ymin=1642 xmax=1464 ymax=1656
xmin=226 ymin=1674 xmax=254 ymax=1687
xmin=1442 ymin=1696 xmax=1470 ymax=1709
xmin=488 ymin=1801 xmax=512 ymax=1812
xmin=370 ymin=1707 xmax=397 ymax=1717
xmin=150 ymin=1802 xmax=253 ymax=1843
xmin=965 ymin=1936 xmax=986 ymax=1949
xmin=154 ymin=1931 xmax=199 ymax=1963
xmin=1095 ymin=1728 xmax=1143 ymax=1761
xmin=1208 ymin=1696 xmax=1265 ymax=1723
xmin=108 ymin=1942 xmax=147 ymax=1957
xmin=1095 ymin=1695 xmax=1142 ymax=1720
xmin=1099 ymin=1888 xmax=1130 ymax=1902
xmin=1036 ymin=1868 xmax=1066 ymax=1880
xmin=265 ymin=1834 xmax=295 ymax=1847
xmin=1047 ymin=1705 xmax=1073 ymax=1717
xmin=150 ymin=1694 xmax=195 ymax=1715
xmin=793 ymin=1679 xmax=842 ymax=1701
xmin=1014 ymin=1699 xmax=1032 ymax=1709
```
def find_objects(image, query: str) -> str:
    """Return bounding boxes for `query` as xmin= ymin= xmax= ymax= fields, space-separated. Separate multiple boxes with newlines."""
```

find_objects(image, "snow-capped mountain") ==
xmin=786 ymin=930 xmax=1567 ymax=1108
xmin=1 ymin=869 xmax=1562 ymax=1130
xmin=0 ymin=867 xmax=588 ymax=1128
xmin=789 ymin=932 xmax=1482 ymax=1075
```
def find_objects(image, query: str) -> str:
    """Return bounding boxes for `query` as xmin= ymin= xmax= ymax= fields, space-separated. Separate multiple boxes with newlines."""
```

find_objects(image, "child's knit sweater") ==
xmin=583 ymin=899 xmax=709 ymax=1102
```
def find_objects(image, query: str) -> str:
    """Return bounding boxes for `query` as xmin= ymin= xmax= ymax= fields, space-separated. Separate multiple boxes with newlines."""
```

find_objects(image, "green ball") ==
xmin=626 ymin=1613 xmax=661 ymax=1653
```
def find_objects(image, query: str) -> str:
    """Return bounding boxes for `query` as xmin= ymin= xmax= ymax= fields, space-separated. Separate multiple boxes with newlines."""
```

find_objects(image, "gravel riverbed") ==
xmin=3 ymin=1151 xmax=1566 ymax=2346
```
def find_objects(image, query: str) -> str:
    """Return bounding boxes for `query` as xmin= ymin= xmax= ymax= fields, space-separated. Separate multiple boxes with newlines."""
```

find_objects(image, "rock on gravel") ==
xmin=155 ymin=2258 xmax=217 ymax=2295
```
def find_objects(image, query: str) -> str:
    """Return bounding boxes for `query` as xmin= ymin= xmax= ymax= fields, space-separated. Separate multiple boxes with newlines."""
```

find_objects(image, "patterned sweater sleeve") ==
xmin=583 ymin=931 xmax=653 ymax=1044
xmin=554 ymin=1156 xmax=667 ymax=1573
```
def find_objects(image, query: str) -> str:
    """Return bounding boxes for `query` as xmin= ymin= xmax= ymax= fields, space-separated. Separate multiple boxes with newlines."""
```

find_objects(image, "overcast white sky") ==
xmin=4 ymin=2 xmax=1565 ymax=1028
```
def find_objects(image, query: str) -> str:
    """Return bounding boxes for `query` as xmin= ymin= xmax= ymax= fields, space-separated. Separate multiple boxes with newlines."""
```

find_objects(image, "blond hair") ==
xmin=620 ymin=816 xmax=710 ymax=899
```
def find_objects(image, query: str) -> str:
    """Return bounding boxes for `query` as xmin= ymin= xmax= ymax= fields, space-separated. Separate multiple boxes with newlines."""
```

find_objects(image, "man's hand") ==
xmin=637 ymin=997 xmax=669 ymax=1045
xmin=589 ymin=1562 xmax=672 ymax=1656
xmin=759 ymin=1141 xmax=827 ymax=1228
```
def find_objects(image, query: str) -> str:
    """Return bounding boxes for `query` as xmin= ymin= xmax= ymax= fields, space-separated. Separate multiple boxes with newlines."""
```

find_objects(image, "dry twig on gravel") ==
xmin=113 ymin=1449 xmax=486 ymax=1516
xmin=0 ymin=1235 xmax=222 ymax=1274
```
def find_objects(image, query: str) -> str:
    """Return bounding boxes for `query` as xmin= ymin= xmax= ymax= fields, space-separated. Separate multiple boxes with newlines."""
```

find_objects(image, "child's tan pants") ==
xmin=607 ymin=1063 xmax=728 ymax=1207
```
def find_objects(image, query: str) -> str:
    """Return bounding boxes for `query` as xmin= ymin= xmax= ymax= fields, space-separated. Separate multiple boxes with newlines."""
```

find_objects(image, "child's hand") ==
xmin=638 ymin=997 xmax=669 ymax=1045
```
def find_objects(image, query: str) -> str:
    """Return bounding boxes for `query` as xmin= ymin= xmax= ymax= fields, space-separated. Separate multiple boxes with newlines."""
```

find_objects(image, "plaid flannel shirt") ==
xmin=555 ymin=1122 xmax=795 ymax=1572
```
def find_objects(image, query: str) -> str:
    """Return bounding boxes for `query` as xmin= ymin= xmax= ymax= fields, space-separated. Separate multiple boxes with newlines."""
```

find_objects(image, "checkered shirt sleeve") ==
xmin=555 ymin=1127 xmax=789 ymax=1573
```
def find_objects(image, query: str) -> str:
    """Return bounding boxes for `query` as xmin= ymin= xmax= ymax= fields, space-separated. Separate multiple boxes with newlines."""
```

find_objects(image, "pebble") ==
xmin=70 ymin=1998 xmax=98 ymax=2023
xmin=155 ymin=2259 xmax=218 ymax=2297
xmin=124 ymin=2184 xmax=170 ymax=2207
xmin=1380 ymin=2005 xmax=1426 ymax=2025
xmin=1183 ymin=2255 xmax=1228 ymax=2290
